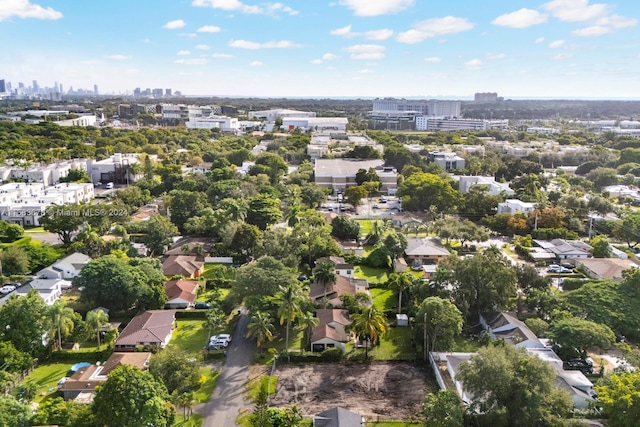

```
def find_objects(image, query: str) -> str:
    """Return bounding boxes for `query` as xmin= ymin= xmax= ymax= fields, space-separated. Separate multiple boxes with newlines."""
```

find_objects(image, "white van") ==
xmin=105 ymin=182 xmax=114 ymax=189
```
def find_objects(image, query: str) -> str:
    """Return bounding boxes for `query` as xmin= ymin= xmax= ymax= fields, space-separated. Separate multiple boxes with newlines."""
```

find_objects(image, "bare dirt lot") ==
xmin=263 ymin=361 xmax=436 ymax=420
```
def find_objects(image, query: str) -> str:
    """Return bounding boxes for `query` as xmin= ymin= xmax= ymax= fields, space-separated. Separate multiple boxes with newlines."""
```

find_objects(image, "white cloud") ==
xmin=571 ymin=25 xmax=612 ymax=36
xmin=358 ymin=69 xmax=372 ymax=74
xmin=396 ymin=16 xmax=474 ymax=44
xmin=338 ymin=0 xmax=414 ymax=17
xmin=178 ymin=33 xmax=197 ymax=38
xmin=81 ymin=59 xmax=103 ymax=65
xmin=535 ymin=37 xmax=545 ymax=43
xmin=197 ymin=25 xmax=221 ymax=33
xmin=552 ymin=53 xmax=573 ymax=60
xmin=266 ymin=3 xmax=298 ymax=16
xmin=107 ymin=54 xmax=130 ymax=60
xmin=311 ymin=59 xmax=323 ymax=64
xmin=465 ymin=59 xmax=483 ymax=70
xmin=164 ymin=19 xmax=186 ymax=29
xmin=192 ymin=0 xmax=262 ymax=14
xmin=175 ymin=58 xmax=208 ymax=64
xmin=228 ymin=39 xmax=302 ymax=49
xmin=0 ymin=0 xmax=63 ymax=21
xmin=597 ymin=14 xmax=637 ymax=29
xmin=365 ymin=29 xmax=394 ymax=40
xmin=177 ymin=50 xmax=191 ymax=56
xmin=548 ymin=39 xmax=565 ymax=48
xmin=485 ymin=53 xmax=505 ymax=60
xmin=424 ymin=57 xmax=441 ymax=63
xmin=322 ymin=53 xmax=339 ymax=60
xmin=250 ymin=61 xmax=263 ymax=66
xmin=212 ymin=53 xmax=234 ymax=58
xmin=343 ymin=44 xmax=385 ymax=60
xmin=541 ymin=0 xmax=608 ymax=22
xmin=491 ymin=8 xmax=548 ymax=28
xmin=330 ymin=24 xmax=357 ymax=38
xmin=195 ymin=44 xmax=210 ymax=50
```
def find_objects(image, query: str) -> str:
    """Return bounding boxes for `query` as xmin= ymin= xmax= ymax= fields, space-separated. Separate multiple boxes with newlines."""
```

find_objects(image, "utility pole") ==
xmin=423 ymin=312 xmax=427 ymax=362
xmin=588 ymin=217 xmax=594 ymax=239
xmin=534 ymin=214 xmax=538 ymax=230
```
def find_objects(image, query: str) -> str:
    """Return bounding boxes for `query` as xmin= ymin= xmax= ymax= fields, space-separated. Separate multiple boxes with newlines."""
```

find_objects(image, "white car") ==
xmin=0 ymin=285 xmax=16 ymax=295
xmin=209 ymin=334 xmax=231 ymax=347
xmin=547 ymin=264 xmax=562 ymax=273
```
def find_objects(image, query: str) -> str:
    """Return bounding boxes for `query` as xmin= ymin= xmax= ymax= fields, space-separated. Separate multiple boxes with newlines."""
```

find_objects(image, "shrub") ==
xmin=561 ymin=278 xmax=588 ymax=291
xmin=320 ymin=347 xmax=343 ymax=362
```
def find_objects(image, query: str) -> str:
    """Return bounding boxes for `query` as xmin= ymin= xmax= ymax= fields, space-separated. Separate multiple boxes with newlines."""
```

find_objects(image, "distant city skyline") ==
xmin=0 ymin=1 xmax=639 ymax=99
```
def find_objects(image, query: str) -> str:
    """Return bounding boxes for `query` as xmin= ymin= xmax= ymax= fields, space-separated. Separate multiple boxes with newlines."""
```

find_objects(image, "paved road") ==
xmin=202 ymin=312 xmax=255 ymax=427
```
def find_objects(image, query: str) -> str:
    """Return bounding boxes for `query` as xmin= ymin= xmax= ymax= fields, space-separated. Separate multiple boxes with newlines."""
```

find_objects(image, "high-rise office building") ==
xmin=165 ymin=88 xmax=172 ymax=97
xmin=32 ymin=80 xmax=39 ymax=93
xmin=133 ymin=87 xmax=141 ymax=97
xmin=0 ymin=79 xmax=5 ymax=93
xmin=94 ymin=84 xmax=98 ymax=95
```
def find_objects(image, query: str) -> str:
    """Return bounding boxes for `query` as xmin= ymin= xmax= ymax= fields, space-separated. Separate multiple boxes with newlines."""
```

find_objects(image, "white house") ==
xmin=497 ymin=199 xmax=537 ymax=215
xmin=310 ymin=309 xmax=351 ymax=352
xmin=458 ymin=176 xmax=514 ymax=196
xmin=38 ymin=252 xmax=91 ymax=280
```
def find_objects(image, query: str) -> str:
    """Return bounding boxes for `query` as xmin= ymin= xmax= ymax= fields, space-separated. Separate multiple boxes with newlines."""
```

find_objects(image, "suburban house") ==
xmin=430 ymin=311 xmax=594 ymax=409
xmin=37 ymin=252 xmax=91 ymax=280
xmin=575 ymin=258 xmax=637 ymax=281
xmin=313 ymin=407 xmax=363 ymax=427
xmin=404 ymin=238 xmax=451 ymax=268
xmin=497 ymin=199 xmax=536 ymax=215
xmin=391 ymin=212 xmax=425 ymax=229
xmin=310 ymin=309 xmax=351 ymax=352
xmin=533 ymin=239 xmax=592 ymax=260
xmin=115 ymin=310 xmax=176 ymax=352
xmin=457 ymin=176 xmax=514 ymax=196
xmin=59 ymin=352 xmax=151 ymax=401
xmin=162 ymin=255 xmax=204 ymax=278
xmin=14 ymin=278 xmax=70 ymax=305
xmin=309 ymin=275 xmax=369 ymax=306
xmin=332 ymin=238 xmax=364 ymax=257
xmin=314 ymin=256 xmax=354 ymax=278
xmin=164 ymin=279 xmax=199 ymax=309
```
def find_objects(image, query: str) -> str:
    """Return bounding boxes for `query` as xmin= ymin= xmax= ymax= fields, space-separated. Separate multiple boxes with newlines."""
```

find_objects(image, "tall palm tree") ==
xmin=49 ymin=300 xmax=75 ymax=350
xmin=285 ymin=204 xmax=301 ymax=228
xmin=387 ymin=272 xmax=414 ymax=315
xmin=275 ymin=283 xmax=304 ymax=360
xmin=220 ymin=198 xmax=248 ymax=222
xmin=298 ymin=311 xmax=319 ymax=352
xmin=175 ymin=391 xmax=195 ymax=420
xmin=85 ymin=309 xmax=109 ymax=348
xmin=246 ymin=311 xmax=275 ymax=348
xmin=313 ymin=262 xmax=336 ymax=300
xmin=348 ymin=305 xmax=388 ymax=358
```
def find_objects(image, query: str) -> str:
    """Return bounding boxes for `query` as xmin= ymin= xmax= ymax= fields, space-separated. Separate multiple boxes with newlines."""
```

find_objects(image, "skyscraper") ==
xmin=32 ymin=80 xmax=39 ymax=93
xmin=94 ymin=84 xmax=98 ymax=95
xmin=0 ymin=79 xmax=5 ymax=93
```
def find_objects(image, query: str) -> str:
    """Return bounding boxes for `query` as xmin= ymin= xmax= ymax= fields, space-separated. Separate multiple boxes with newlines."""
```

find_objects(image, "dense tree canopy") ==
xmin=398 ymin=172 xmax=460 ymax=213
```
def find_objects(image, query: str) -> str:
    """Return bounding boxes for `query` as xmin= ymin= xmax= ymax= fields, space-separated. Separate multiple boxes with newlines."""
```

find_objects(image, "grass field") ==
xmin=194 ymin=367 xmax=220 ymax=403
xmin=371 ymin=287 xmax=395 ymax=312
xmin=22 ymin=363 xmax=73 ymax=403
xmin=174 ymin=414 xmax=203 ymax=426
xmin=354 ymin=265 xmax=390 ymax=285
xmin=169 ymin=320 xmax=209 ymax=353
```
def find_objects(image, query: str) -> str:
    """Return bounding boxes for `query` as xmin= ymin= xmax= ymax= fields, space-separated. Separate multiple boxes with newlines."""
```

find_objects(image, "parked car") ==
xmin=194 ymin=302 xmax=212 ymax=310
xmin=558 ymin=267 xmax=573 ymax=274
xmin=0 ymin=285 xmax=16 ymax=295
xmin=379 ymin=196 xmax=387 ymax=203
xmin=563 ymin=358 xmax=594 ymax=374
xmin=547 ymin=264 xmax=562 ymax=272
xmin=560 ymin=263 xmax=575 ymax=270
xmin=209 ymin=334 xmax=231 ymax=348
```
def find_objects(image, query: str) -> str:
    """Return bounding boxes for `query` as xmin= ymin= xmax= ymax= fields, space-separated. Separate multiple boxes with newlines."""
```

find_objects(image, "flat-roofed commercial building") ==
xmin=314 ymin=159 xmax=397 ymax=194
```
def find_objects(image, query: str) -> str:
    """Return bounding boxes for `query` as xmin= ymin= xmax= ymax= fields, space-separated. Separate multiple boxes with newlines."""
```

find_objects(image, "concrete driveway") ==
xmin=202 ymin=312 xmax=256 ymax=427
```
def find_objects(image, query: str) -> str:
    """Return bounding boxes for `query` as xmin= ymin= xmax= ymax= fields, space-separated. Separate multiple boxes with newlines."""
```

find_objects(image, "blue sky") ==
xmin=1 ymin=0 xmax=639 ymax=98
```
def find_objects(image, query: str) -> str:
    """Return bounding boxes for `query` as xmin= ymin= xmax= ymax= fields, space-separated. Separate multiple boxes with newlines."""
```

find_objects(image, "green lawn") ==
xmin=345 ymin=326 xmax=415 ymax=361
xmin=24 ymin=226 xmax=46 ymax=233
xmin=451 ymin=336 xmax=483 ymax=353
xmin=198 ymin=287 xmax=230 ymax=303
xmin=194 ymin=367 xmax=220 ymax=403
xmin=246 ymin=374 xmax=278 ymax=402
xmin=354 ymin=265 xmax=390 ymax=285
xmin=371 ymin=288 xmax=395 ymax=312
xmin=265 ymin=325 xmax=305 ymax=354
xmin=174 ymin=414 xmax=203 ymax=427
xmin=169 ymin=320 xmax=209 ymax=353
xmin=22 ymin=363 xmax=73 ymax=403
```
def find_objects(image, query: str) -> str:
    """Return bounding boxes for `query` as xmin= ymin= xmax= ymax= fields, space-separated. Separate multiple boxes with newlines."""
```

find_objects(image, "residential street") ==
xmin=202 ymin=312 xmax=255 ymax=427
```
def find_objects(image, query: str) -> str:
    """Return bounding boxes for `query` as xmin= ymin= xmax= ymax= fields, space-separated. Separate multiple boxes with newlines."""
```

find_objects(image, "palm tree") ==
xmin=220 ymin=198 xmax=248 ymax=222
xmin=275 ymin=283 xmax=304 ymax=361
xmin=348 ymin=305 xmax=388 ymax=358
xmin=175 ymin=391 xmax=195 ymax=420
xmin=246 ymin=311 xmax=275 ymax=348
xmin=285 ymin=204 xmax=301 ymax=228
xmin=298 ymin=311 xmax=319 ymax=352
xmin=313 ymin=262 xmax=336 ymax=300
xmin=387 ymin=272 xmax=414 ymax=315
xmin=85 ymin=309 xmax=109 ymax=348
xmin=49 ymin=300 xmax=75 ymax=350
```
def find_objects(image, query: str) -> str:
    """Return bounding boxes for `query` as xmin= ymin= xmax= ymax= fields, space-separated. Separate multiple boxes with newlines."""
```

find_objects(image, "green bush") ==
xmin=561 ymin=278 xmax=588 ymax=291
xmin=50 ymin=348 xmax=113 ymax=362
xmin=320 ymin=347 xmax=343 ymax=362
xmin=175 ymin=310 xmax=207 ymax=320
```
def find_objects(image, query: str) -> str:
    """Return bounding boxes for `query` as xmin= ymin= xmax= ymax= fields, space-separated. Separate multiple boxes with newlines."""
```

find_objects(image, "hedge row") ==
xmin=175 ymin=310 xmax=208 ymax=319
xmin=50 ymin=348 xmax=114 ymax=362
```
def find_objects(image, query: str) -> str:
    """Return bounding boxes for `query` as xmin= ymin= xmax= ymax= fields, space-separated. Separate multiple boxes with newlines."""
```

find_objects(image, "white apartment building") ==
xmin=87 ymin=153 xmax=140 ymax=185
xmin=283 ymin=117 xmax=348 ymax=132
xmin=417 ymin=117 xmax=509 ymax=132
xmin=9 ymin=159 xmax=87 ymax=187
xmin=248 ymin=109 xmax=316 ymax=122
xmin=307 ymin=133 xmax=383 ymax=160
xmin=428 ymin=152 xmax=466 ymax=170
xmin=371 ymin=98 xmax=461 ymax=117
xmin=497 ymin=199 xmax=537 ymax=215
xmin=458 ymin=176 xmax=514 ymax=196
xmin=314 ymin=159 xmax=398 ymax=194
xmin=186 ymin=116 xmax=239 ymax=132
xmin=0 ymin=182 xmax=94 ymax=226
xmin=527 ymin=127 xmax=559 ymax=134
xmin=159 ymin=104 xmax=222 ymax=121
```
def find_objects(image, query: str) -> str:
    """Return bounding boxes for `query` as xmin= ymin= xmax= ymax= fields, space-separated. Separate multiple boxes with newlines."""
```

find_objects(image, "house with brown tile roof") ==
xmin=164 ymin=279 xmax=199 ymax=309
xmin=314 ymin=256 xmax=354 ymax=278
xmin=59 ymin=352 xmax=151 ymax=401
xmin=576 ymin=258 xmax=637 ymax=281
xmin=404 ymin=237 xmax=451 ymax=268
xmin=115 ymin=310 xmax=176 ymax=352
xmin=311 ymin=309 xmax=351 ymax=352
xmin=162 ymin=255 xmax=204 ymax=278
xmin=309 ymin=275 xmax=369 ymax=307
